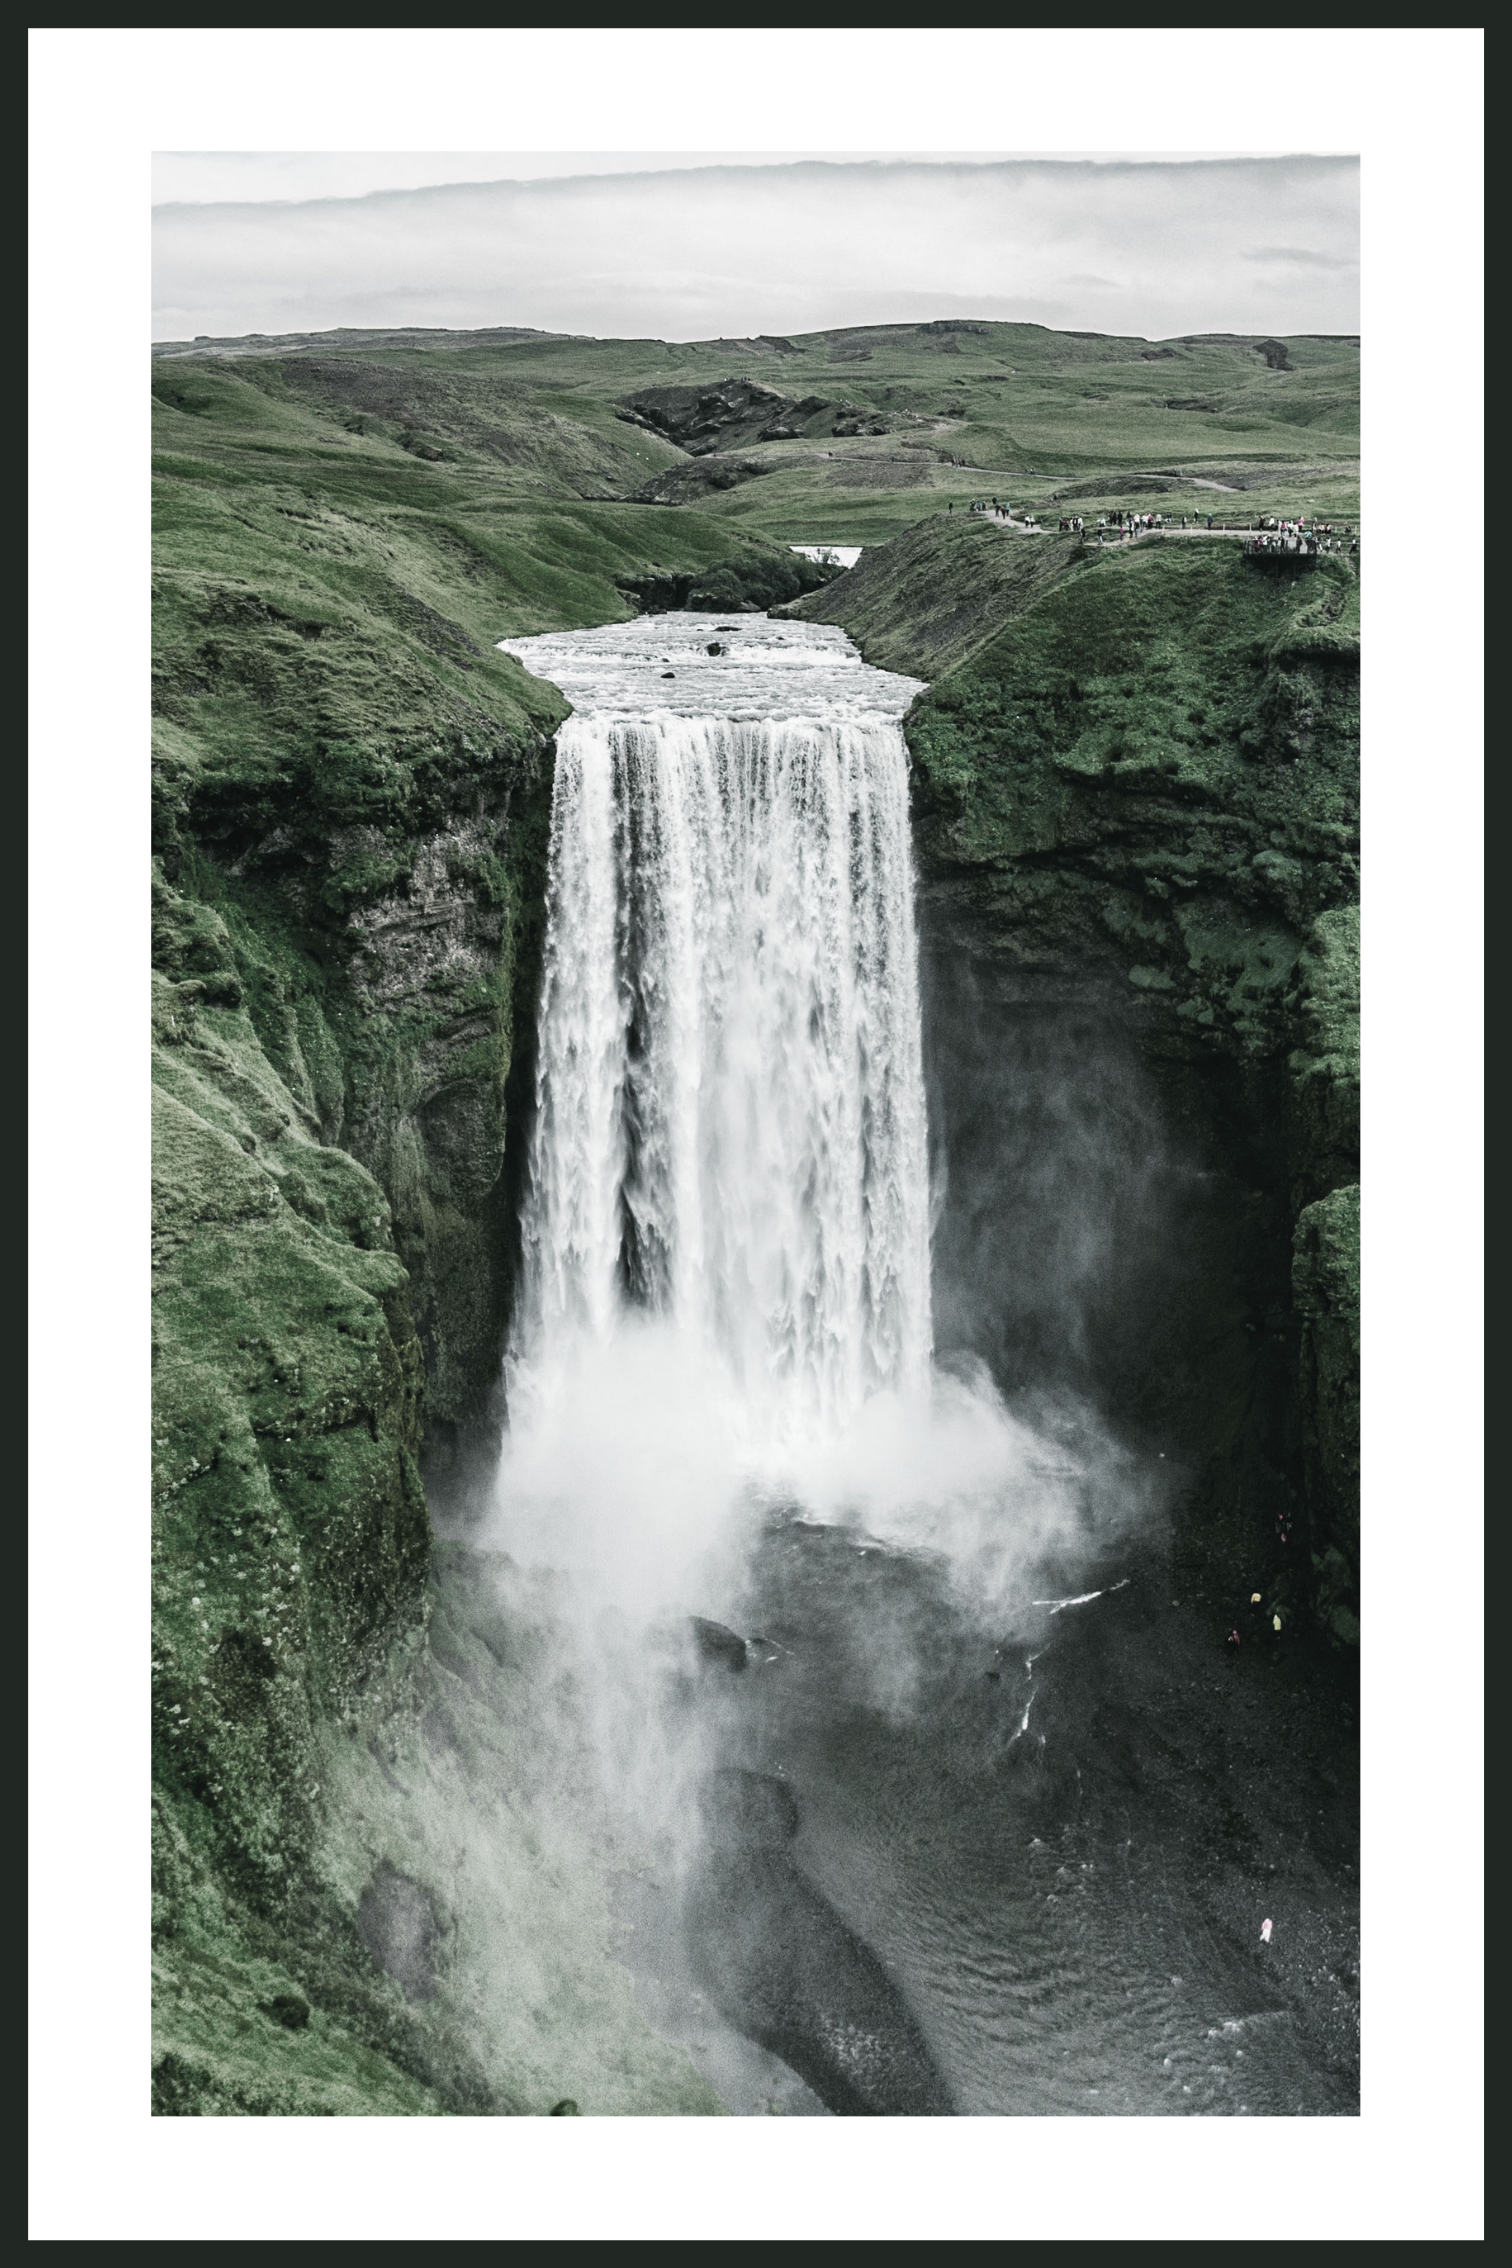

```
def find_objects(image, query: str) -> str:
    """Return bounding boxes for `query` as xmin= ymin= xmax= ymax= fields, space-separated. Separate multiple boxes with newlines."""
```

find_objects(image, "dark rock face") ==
xmin=626 ymin=455 xmax=776 ymax=505
xmin=617 ymin=380 xmax=919 ymax=463
xmin=618 ymin=571 xmax=696 ymax=614
xmin=1292 ymin=1186 xmax=1360 ymax=1646
xmin=618 ymin=552 xmax=841 ymax=617
xmin=690 ymin=1617 xmax=749 ymax=1673
xmin=687 ymin=1774 xmax=952 ymax=2116
xmin=759 ymin=395 xmax=833 ymax=440
xmin=616 ymin=380 xmax=797 ymax=454
xmin=829 ymin=403 xmax=890 ymax=437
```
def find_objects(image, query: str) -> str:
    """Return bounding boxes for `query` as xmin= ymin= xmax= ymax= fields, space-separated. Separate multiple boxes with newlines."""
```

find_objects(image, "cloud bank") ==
xmin=153 ymin=155 xmax=1359 ymax=345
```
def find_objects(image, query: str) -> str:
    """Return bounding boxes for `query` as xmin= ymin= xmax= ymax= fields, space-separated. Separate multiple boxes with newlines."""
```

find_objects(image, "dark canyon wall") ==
xmin=790 ymin=523 xmax=1359 ymax=1642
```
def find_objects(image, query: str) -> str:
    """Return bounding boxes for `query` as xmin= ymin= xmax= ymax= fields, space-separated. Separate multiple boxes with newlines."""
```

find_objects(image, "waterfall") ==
xmin=501 ymin=616 xmax=932 ymax=1453
xmin=491 ymin=611 xmax=1103 ymax=1756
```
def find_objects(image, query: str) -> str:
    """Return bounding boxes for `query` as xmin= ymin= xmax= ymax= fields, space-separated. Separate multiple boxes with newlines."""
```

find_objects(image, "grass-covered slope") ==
xmin=156 ymin=320 xmax=1361 ymax=545
xmin=781 ymin=516 xmax=1087 ymax=678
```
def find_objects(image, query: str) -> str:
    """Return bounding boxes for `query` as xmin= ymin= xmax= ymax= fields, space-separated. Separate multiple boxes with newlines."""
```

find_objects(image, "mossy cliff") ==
xmin=152 ymin=826 xmax=723 ymax=2117
xmin=791 ymin=526 xmax=1360 ymax=1642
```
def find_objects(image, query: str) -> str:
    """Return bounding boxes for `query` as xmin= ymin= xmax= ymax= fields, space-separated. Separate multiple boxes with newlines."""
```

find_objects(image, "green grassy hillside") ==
xmin=779 ymin=514 xmax=1087 ymax=678
xmin=156 ymin=318 xmax=1360 ymax=545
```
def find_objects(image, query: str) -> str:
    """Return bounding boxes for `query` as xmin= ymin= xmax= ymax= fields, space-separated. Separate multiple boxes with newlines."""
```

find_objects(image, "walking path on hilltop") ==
xmin=957 ymin=504 xmax=1358 ymax=550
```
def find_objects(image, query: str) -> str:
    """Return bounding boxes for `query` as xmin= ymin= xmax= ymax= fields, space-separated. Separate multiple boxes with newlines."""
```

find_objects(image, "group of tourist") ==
xmin=945 ymin=498 xmax=1360 ymax=554
xmin=1244 ymin=519 xmax=1358 ymax=556
xmin=1096 ymin=510 xmax=1183 ymax=538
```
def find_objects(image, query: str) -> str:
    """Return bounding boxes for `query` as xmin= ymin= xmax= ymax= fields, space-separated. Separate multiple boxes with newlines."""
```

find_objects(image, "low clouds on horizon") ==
xmin=153 ymin=155 xmax=1360 ymax=345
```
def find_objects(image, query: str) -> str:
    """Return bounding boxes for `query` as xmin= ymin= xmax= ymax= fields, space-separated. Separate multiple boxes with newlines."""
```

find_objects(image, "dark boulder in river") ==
xmin=690 ymin=1617 xmax=749 ymax=1673
xmin=687 ymin=1771 xmax=952 ymax=2116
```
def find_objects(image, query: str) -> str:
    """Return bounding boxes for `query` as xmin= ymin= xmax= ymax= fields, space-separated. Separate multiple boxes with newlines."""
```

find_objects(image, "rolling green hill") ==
xmin=155 ymin=317 xmax=1360 ymax=544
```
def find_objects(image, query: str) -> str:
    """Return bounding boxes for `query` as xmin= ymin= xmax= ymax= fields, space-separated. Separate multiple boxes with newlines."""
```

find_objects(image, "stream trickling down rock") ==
xmin=488 ymin=614 xmax=1359 ymax=2118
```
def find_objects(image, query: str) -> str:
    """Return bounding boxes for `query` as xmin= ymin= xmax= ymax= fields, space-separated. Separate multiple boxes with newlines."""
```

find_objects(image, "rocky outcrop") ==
xmin=626 ymin=454 xmax=777 ymax=505
xmin=615 ymin=379 xmax=810 ymax=454
xmin=619 ymin=550 xmax=843 ymax=615
xmin=615 ymin=379 xmax=923 ymax=470
xmin=759 ymin=395 xmax=837 ymax=439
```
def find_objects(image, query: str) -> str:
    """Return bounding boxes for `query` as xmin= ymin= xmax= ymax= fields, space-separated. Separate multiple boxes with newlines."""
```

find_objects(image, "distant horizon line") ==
xmin=150 ymin=319 xmax=1364 ymax=351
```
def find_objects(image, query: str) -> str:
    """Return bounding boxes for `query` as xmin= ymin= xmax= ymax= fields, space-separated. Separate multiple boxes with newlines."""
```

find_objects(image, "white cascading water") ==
xmin=491 ymin=614 xmax=1082 ymax=1629
xmin=505 ymin=615 xmax=930 ymax=1433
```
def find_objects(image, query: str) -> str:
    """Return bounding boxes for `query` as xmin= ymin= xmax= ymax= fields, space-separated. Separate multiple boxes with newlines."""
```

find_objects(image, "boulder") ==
xmin=690 ymin=1617 xmax=748 ymax=1673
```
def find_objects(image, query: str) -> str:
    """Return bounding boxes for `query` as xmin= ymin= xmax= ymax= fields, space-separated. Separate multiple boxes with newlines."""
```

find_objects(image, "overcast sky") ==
xmin=153 ymin=153 xmax=1359 ymax=345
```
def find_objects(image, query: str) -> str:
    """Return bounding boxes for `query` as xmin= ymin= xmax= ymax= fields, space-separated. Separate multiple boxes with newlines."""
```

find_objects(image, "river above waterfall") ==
xmin=486 ymin=613 xmax=1359 ymax=2118
xmin=501 ymin=611 xmax=916 ymax=724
